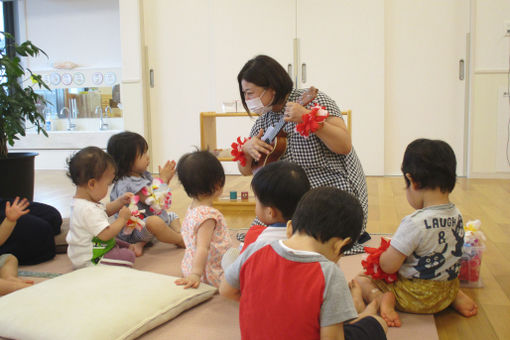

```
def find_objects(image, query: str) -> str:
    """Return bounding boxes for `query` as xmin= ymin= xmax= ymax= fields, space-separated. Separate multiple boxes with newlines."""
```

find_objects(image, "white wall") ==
xmin=118 ymin=0 xmax=146 ymax=138
xmin=21 ymin=0 xmax=121 ymax=70
xmin=470 ymin=0 xmax=510 ymax=177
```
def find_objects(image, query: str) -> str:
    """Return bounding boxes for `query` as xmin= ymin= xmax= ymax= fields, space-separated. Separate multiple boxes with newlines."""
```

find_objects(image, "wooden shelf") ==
xmin=212 ymin=197 xmax=256 ymax=214
xmin=200 ymin=111 xmax=258 ymax=162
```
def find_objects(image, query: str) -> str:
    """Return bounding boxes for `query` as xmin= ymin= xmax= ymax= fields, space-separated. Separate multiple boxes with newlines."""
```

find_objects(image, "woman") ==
xmin=236 ymin=55 xmax=369 ymax=247
xmin=0 ymin=197 xmax=62 ymax=265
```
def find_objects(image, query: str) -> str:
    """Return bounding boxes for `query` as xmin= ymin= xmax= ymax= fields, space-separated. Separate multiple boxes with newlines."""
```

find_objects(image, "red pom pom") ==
xmin=361 ymin=238 xmax=398 ymax=284
xmin=231 ymin=136 xmax=250 ymax=166
xmin=295 ymin=105 xmax=328 ymax=137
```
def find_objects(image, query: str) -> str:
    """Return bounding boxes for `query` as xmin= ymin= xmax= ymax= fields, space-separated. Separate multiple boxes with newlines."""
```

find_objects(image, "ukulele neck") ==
xmin=262 ymin=116 xmax=286 ymax=144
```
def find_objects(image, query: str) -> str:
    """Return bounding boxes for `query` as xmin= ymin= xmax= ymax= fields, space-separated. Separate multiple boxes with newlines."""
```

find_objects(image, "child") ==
xmin=241 ymin=161 xmax=310 ymax=251
xmin=107 ymin=131 xmax=184 ymax=256
xmin=174 ymin=150 xmax=232 ymax=288
xmin=0 ymin=197 xmax=34 ymax=295
xmin=355 ymin=139 xmax=478 ymax=327
xmin=220 ymin=187 xmax=387 ymax=340
xmin=66 ymin=147 xmax=136 ymax=269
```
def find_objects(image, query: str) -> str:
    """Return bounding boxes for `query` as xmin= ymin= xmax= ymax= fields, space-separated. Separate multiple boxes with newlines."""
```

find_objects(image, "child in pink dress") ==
xmin=175 ymin=151 xmax=232 ymax=288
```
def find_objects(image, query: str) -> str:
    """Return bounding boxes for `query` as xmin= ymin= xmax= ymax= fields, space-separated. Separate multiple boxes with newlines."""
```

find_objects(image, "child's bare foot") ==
xmin=349 ymin=279 xmax=366 ymax=313
xmin=130 ymin=242 xmax=145 ymax=257
xmin=354 ymin=299 xmax=380 ymax=321
xmin=452 ymin=289 xmax=478 ymax=317
xmin=380 ymin=291 xmax=401 ymax=327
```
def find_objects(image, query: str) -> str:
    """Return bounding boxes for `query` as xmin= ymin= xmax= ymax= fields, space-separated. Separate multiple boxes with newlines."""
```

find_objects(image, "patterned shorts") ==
xmin=373 ymin=274 xmax=459 ymax=314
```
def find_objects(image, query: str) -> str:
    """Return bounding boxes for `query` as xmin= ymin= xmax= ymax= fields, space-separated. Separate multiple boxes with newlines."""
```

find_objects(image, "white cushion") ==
xmin=0 ymin=266 xmax=216 ymax=340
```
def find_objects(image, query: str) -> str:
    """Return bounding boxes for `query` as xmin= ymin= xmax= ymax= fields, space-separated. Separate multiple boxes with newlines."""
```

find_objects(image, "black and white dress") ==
xmin=249 ymin=88 xmax=368 ymax=236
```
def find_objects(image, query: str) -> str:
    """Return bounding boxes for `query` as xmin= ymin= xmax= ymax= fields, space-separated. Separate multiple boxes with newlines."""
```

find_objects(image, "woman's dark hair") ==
xmin=291 ymin=187 xmax=363 ymax=253
xmin=237 ymin=55 xmax=293 ymax=114
xmin=177 ymin=150 xmax=225 ymax=198
xmin=107 ymin=131 xmax=148 ymax=179
xmin=401 ymin=139 xmax=457 ymax=193
xmin=251 ymin=161 xmax=311 ymax=221
xmin=67 ymin=146 xmax=117 ymax=186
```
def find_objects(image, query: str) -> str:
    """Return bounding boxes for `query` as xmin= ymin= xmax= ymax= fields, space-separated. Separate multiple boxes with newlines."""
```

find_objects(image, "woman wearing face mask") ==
xmin=237 ymin=55 xmax=369 ymax=248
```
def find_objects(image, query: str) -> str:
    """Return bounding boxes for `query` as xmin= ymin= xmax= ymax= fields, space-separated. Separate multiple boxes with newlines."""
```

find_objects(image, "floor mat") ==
xmin=17 ymin=234 xmax=438 ymax=340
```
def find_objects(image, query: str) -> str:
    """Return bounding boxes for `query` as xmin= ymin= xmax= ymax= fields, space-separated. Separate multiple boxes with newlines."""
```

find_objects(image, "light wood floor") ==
xmin=34 ymin=171 xmax=510 ymax=340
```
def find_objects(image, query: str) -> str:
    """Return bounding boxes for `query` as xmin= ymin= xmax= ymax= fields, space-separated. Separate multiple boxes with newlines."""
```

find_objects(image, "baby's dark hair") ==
xmin=177 ymin=150 xmax=225 ymax=198
xmin=401 ymin=138 xmax=457 ymax=193
xmin=67 ymin=146 xmax=117 ymax=186
xmin=251 ymin=161 xmax=311 ymax=221
xmin=291 ymin=187 xmax=363 ymax=253
xmin=107 ymin=131 xmax=148 ymax=179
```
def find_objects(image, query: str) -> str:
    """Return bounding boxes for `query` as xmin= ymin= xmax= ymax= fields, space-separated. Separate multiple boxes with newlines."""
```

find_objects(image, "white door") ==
xmin=296 ymin=0 xmax=385 ymax=175
xmin=143 ymin=0 xmax=294 ymax=167
xmin=384 ymin=0 xmax=469 ymax=176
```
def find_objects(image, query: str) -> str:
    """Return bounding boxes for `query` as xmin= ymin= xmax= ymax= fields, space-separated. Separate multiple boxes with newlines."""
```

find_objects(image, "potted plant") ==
xmin=0 ymin=31 xmax=50 ymax=200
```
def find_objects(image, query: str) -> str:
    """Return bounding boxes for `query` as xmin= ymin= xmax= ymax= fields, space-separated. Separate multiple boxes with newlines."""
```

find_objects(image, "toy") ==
xmin=361 ymin=237 xmax=398 ymax=284
xmin=459 ymin=219 xmax=485 ymax=287
xmin=123 ymin=195 xmax=146 ymax=235
xmin=141 ymin=178 xmax=172 ymax=215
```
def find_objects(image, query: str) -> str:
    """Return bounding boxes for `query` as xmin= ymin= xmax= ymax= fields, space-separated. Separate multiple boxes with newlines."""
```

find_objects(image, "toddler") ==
xmin=355 ymin=139 xmax=478 ymax=327
xmin=220 ymin=187 xmax=387 ymax=340
xmin=107 ymin=131 xmax=183 ymax=256
xmin=241 ymin=161 xmax=310 ymax=251
xmin=0 ymin=197 xmax=33 ymax=295
xmin=175 ymin=150 xmax=232 ymax=288
xmin=66 ymin=147 xmax=136 ymax=269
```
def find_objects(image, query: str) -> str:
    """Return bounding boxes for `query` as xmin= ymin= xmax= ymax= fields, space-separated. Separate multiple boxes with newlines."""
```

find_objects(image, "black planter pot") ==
xmin=0 ymin=152 xmax=38 ymax=201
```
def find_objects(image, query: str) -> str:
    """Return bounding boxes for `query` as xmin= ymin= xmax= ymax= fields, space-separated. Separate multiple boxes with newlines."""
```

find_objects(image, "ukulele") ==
xmin=252 ymin=86 xmax=318 ymax=171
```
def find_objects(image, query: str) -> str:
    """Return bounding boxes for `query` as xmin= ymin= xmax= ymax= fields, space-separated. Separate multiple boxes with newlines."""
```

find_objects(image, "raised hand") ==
xmin=5 ymin=197 xmax=30 ymax=223
xmin=159 ymin=160 xmax=176 ymax=184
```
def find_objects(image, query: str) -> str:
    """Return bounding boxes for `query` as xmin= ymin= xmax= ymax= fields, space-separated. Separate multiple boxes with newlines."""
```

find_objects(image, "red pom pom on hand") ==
xmin=295 ymin=104 xmax=329 ymax=137
xmin=231 ymin=136 xmax=250 ymax=166
xmin=361 ymin=238 xmax=398 ymax=284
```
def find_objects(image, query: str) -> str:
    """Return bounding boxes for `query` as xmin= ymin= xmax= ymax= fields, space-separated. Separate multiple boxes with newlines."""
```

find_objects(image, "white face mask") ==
xmin=245 ymin=90 xmax=272 ymax=114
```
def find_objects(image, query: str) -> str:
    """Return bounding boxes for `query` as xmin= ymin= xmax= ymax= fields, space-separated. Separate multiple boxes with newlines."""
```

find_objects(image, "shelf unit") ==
xmin=200 ymin=110 xmax=352 ymax=161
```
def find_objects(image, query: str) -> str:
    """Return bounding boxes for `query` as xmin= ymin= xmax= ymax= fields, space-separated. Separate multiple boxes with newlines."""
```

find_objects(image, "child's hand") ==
xmin=159 ymin=160 xmax=176 ymax=184
xmin=118 ymin=206 xmax=131 ymax=222
xmin=117 ymin=192 xmax=134 ymax=206
xmin=5 ymin=197 xmax=30 ymax=223
xmin=175 ymin=273 xmax=201 ymax=289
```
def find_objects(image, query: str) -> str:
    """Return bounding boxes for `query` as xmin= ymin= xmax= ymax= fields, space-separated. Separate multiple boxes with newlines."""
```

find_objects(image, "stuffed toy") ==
xmin=141 ymin=178 xmax=172 ymax=215
xmin=123 ymin=195 xmax=146 ymax=235
xmin=361 ymin=237 xmax=398 ymax=284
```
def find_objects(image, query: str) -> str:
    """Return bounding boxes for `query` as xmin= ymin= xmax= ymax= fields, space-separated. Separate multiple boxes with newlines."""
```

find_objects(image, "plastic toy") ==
xmin=459 ymin=219 xmax=485 ymax=286
xmin=141 ymin=178 xmax=172 ymax=215
xmin=230 ymin=191 xmax=237 ymax=200
xmin=123 ymin=195 xmax=146 ymax=235
xmin=361 ymin=237 xmax=398 ymax=284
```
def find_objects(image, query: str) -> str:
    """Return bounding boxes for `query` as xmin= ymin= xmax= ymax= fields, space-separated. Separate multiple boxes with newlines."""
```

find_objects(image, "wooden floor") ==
xmin=34 ymin=171 xmax=510 ymax=340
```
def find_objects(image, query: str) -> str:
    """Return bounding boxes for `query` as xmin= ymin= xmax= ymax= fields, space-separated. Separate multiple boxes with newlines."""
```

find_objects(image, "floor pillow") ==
xmin=0 ymin=265 xmax=216 ymax=340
